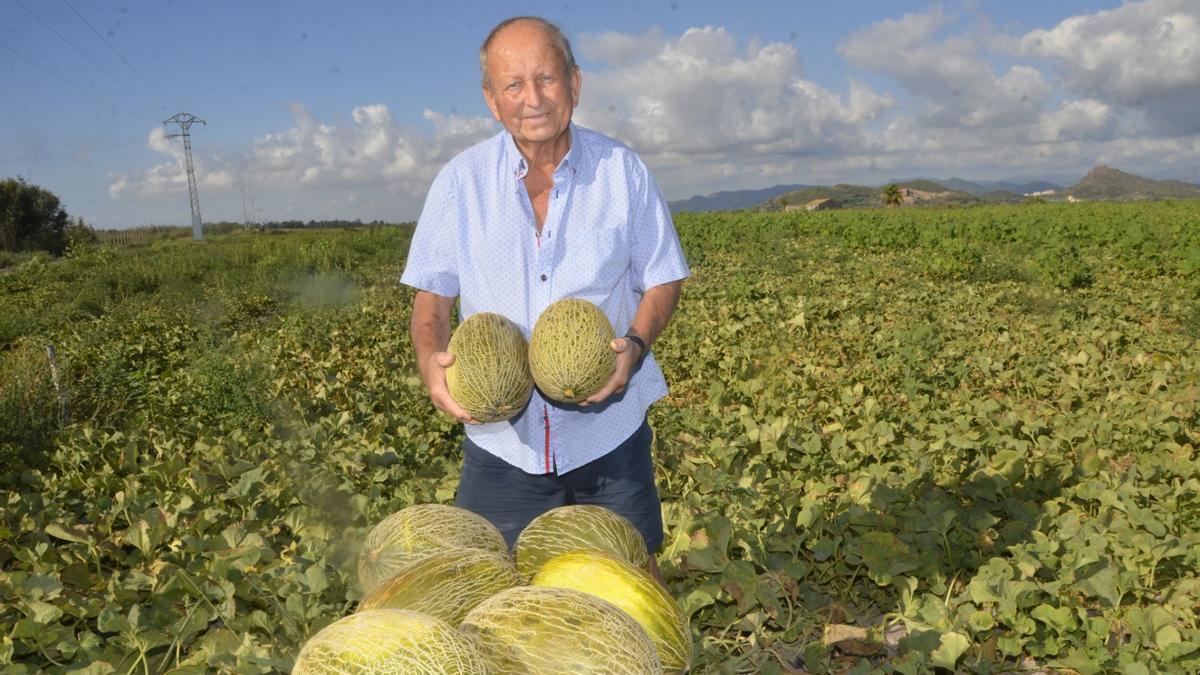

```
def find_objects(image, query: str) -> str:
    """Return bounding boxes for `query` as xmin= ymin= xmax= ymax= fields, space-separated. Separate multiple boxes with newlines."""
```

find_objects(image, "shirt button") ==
xmin=540 ymin=274 xmax=547 ymax=282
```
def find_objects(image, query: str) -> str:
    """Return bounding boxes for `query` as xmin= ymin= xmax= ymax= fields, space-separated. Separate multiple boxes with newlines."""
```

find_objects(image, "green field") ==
xmin=2 ymin=202 xmax=1198 ymax=673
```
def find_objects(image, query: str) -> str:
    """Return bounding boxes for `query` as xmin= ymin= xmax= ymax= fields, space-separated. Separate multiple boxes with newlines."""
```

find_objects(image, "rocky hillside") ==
xmin=1069 ymin=165 xmax=1200 ymax=200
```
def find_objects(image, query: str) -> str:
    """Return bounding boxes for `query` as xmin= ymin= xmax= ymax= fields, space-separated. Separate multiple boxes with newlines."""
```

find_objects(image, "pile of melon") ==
xmin=446 ymin=298 xmax=619 ymax=420
xmin=294 ymin=504 xmax=692 ymax=674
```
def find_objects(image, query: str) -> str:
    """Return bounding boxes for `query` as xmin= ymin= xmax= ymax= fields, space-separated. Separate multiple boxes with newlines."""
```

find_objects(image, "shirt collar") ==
xmin=504 ymin=122 xmax=582 ymax=185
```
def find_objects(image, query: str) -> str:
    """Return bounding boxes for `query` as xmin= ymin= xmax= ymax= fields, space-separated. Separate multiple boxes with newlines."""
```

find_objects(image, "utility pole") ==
xmin=163 ymin=112 xmax=206 ymax=240
xmin=239 ymin=185 xmax=250 ymax=231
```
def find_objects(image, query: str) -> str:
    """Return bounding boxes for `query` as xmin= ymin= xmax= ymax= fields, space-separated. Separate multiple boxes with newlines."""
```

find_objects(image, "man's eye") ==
xmin=506 ymin=81 xmax=522 ymax=92
xmin=539 ymin=75 xmax=556 ymax=85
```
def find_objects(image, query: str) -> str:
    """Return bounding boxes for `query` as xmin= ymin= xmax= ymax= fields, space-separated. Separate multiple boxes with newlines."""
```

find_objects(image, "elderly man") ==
xmin=400 ymin=16 xmax=688 ymax=574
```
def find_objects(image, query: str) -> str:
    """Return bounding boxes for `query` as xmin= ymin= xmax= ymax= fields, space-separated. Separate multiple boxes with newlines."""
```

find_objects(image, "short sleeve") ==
xmin=400 ymin=167 xmax=461 ymax=297
xmin=628 ymin=158 xmax=690 ymax=293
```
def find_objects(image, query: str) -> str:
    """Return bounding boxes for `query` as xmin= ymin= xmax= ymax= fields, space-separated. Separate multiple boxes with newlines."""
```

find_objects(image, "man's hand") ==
xmin=423 ymin=351 xmax=481 ymax=424
xmin=580 ymin=280 xmax=682 ymax=407
xmin=411 ymin=290 xmax=479 ymax=424
xmin=580 ymin=336 xmax=643 ymax=406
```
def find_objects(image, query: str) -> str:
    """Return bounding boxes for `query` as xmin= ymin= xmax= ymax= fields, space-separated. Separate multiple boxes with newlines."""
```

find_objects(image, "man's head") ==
xmin=480 ymin=17 xmax=581 ymax=153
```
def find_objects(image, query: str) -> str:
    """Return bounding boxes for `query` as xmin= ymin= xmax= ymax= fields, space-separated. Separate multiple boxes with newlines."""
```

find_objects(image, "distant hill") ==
xmin=1069 ymin=165 xmax=1200 ymax=200
xmin=667 ymin=165 xmax=1200 ymax=215
xmin=761 ymin=180 xmax=978 ymax=210
xmin=668 ymin=184 xmax=808 ymax=213
xmin=891 ymin=176 xmax=1063 ymax=196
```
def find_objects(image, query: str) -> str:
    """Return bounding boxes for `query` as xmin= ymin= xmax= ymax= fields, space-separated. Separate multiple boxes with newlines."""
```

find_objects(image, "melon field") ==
xmin=1 ymin=202 xmax=1198 ymax=673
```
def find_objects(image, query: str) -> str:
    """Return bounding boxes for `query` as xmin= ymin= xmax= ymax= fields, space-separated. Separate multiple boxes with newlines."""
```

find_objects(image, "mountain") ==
xmin=761 ymin=180 xmax=979 ymax=210
xmin=981 ymin=179 xmax=1062 ymax=195
xmin=668 ymin=184 xmax=808 ymax=212
xmin=888 ymin=176 xmax=1063 ymax=196
xmin=1069 ymin=165 xmax=1200 ymax=200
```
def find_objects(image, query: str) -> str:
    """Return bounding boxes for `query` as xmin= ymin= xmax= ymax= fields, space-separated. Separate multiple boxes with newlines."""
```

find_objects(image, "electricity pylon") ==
xmin=163 ymin=112 xmax=206 ymax=240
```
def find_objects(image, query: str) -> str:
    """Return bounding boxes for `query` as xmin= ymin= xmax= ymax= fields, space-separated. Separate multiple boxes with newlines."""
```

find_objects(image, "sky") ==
xmin=2 ymin=0 xmax=1199 ymax=228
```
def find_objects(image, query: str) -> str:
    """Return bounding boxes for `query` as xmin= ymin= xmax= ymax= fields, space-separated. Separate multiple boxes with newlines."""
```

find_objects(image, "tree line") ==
xmin=1 ymin=177 xmax=94 ymax=255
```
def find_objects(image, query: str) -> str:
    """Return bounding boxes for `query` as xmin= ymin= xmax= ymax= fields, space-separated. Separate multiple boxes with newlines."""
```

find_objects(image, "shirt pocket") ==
xmin=555 ymin=224 xmax=628 ymax=299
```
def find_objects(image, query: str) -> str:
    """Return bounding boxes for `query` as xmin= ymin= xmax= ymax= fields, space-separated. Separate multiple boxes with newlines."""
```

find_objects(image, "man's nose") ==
xmin=522 ymin=81 xmax=545 ymax=107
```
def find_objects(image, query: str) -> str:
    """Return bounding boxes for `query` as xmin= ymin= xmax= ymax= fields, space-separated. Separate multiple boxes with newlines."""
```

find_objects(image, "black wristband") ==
xmin=623 ymin=333 xmax=647 ymax=364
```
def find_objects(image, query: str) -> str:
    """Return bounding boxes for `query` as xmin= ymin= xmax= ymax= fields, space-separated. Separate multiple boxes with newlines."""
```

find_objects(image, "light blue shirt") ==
xmin=401 ymin=123 xmax=690 ymax=475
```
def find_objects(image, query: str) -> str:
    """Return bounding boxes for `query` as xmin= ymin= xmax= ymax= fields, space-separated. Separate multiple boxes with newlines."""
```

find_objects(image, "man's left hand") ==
xmin=580 ymin=336 xmax=643 ymax=406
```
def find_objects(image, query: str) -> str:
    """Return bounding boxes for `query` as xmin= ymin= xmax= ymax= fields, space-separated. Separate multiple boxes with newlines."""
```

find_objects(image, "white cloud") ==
xmin=839 ymin=7 xmax=1049 ymax=130
xmin=1032 ymin=99 xmax=1115 ymax=143
xmin=1020 ymin=0 xmax=1200 ymax=104
xmin=110 ymin=103 xmax=496 ymax=217
xmin=107 ymin=10 xmax=1200 ymax=220
xmin=577 ymin=28 xmax=667 ymax=67
xmin=575 ymin=26 xmax=891 ymax=159
xmin=1019 ymin=0 xmax=1200 ymax=134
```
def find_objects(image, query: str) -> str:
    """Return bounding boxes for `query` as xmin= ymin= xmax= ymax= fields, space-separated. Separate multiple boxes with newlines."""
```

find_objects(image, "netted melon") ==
xmin=532 ymin=550 xmax=693 ymax=673
xmin=357 ymin=548 xmax=522 ymax=626
xmin=446 ymin=312 xmax=533 ymax=422
xmin=358 ymin=504 xmax=508 ymax=595
xmin=512 ymin=504 xmax=649 ymax=579
xmin=528 ymin=298 xmax=615 ymax=403
xmin=459 ymin=586 xmax=663 ymax=674
xmin=292 ymin=608 xmax=486 ymax=674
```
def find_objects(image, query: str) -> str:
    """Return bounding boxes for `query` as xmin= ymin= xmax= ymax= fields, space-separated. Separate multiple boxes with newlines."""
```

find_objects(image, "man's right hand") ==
xmin=410 ymin=290 xmax=479 ymax=425
xmin=423 ymin=350 xmax=481 ymax=425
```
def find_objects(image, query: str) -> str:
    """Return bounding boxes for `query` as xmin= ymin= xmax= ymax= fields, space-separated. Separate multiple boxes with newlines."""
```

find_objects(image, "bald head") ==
xmin=480 ymin=17 xmax=576 ymax=90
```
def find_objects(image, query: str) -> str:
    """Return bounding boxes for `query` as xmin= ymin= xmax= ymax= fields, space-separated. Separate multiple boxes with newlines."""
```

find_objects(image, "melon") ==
xmin=358 ymin=504 xmax=508 ymax=595
xmin=357 ymin=548 xmax=522 ymax=626
xmin=292 ymin=608 xmax=486 ymax=674
xmin=459 ymin=586 xmax=663 ymax=674
xmin=528 ymin=298 xmax=616 ymax=403
xmin=446 ymin=312 xmax=533 ymax=423
xmin=532 ymin=550 xmax=693 ymax=673
xmin=512 ymin=504 xmax=649 ymax=580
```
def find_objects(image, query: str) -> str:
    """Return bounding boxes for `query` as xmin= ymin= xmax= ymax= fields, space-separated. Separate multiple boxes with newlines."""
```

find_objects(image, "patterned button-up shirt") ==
xmin=401 ymin=123 xmax=690 ymax=474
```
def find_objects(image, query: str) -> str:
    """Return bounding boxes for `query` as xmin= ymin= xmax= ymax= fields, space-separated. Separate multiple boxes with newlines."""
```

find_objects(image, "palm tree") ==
xmin=883 ymin=184 xmax=904 ymax=208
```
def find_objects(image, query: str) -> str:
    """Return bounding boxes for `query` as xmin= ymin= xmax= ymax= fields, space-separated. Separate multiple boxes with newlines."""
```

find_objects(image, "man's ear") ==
xmin=570 ymin=66 xmax=581 ymax=107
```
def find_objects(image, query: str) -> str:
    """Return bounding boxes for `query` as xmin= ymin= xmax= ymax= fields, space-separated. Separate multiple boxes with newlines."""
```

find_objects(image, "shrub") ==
xmin=1033 ymin=241 xmax=1094 ymax=289
xmin=0 ymin=341 xmax=63 ymax=474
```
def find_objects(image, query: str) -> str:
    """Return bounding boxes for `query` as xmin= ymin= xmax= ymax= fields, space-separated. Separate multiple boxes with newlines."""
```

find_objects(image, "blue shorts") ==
xmin=454 ymin=418 xmax=664 ymax=553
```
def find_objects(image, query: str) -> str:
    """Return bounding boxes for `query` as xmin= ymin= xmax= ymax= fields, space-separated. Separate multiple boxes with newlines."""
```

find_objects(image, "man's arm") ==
xmin=411 ymin=290 xmax=479 ymax=424
xmin=582 ymin=279 xmax=683 ymax=406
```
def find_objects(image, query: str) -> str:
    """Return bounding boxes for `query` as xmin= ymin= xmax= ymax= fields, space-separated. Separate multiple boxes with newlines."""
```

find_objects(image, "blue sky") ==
xmin=2 ymin=1 xmax=1198 ymax=228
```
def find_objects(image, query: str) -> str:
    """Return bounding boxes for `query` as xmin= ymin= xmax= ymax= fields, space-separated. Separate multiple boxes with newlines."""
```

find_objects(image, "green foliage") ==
xmin=0 ymin=341 xmax=61 ymax=474
xmin=1033 ymin=240 xmax=1094 ymax=289
xmin=1 ymin=211 xmax=1198 ymax=673
xmin=922 ymin=238 xmax=983 ymax=281
xmin=0 ymin=177 xmax=72 ymax=254
xmin=883 ymin=183 xmax=904 ymax=208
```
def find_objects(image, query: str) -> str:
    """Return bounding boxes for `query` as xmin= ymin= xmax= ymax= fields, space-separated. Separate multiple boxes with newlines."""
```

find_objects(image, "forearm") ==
xmin=410 ymin=290 xmax=455 ymax=384
xmin=627 ymin=280 xmax=683 ymax=347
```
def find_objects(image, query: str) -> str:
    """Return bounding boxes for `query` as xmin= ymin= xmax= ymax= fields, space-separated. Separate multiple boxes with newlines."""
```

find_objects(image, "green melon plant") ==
xmin=528 ymin=298 xmax=615 ymax=403
xmin=446 ymin=312 xmax=533 ymax=422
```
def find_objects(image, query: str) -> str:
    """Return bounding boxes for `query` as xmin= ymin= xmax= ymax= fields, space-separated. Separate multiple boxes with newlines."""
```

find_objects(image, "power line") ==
xmin=13 ymin=0 xmax=168 ymax=115
xmin=59 ymin=0 xmax=182 ymax=111
xmin=0 ymin=40 xmax=156 ymax=121
xmin=0 ymin=138 xmax=148 ymax=164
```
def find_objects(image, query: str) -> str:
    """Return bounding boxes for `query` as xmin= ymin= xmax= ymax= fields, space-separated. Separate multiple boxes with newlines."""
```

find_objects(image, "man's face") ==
xmin=482 ymin=22 xmax=580 ymax=151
